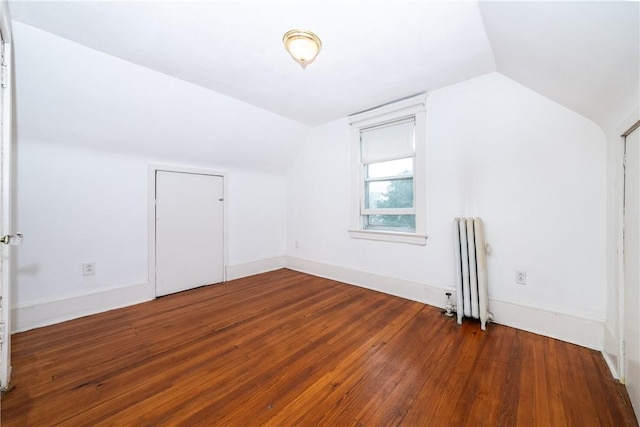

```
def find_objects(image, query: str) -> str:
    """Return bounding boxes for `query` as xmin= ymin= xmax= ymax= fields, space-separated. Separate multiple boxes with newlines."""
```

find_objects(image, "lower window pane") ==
xmin=365 ymin=214 xmax=416 ymax=231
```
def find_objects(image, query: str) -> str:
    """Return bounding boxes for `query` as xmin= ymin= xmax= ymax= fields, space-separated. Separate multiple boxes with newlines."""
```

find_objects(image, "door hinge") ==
xmin=1 ymin=41 xmax=5 ymax=90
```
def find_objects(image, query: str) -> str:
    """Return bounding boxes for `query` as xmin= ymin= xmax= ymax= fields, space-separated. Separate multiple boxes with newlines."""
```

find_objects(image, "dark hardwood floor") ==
xmin=1 ymin=269 xmax=636 ymax=426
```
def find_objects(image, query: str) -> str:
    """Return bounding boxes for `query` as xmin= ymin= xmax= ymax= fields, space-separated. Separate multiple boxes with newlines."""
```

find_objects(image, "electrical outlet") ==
xmin=516 ymin=270 xmax=526 ymax=285
xmin=82 ymin=262 xmax=96 ymax=276
xmin=295 ymin=240 xmax=299 ymax=249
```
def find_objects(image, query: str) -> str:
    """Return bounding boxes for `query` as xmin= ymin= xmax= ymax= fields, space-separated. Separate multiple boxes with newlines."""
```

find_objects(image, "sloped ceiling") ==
xmin=479 ymin=1 xmax=639 ymax=131
xmin=8 ymin=1 xmax=640 ymax=130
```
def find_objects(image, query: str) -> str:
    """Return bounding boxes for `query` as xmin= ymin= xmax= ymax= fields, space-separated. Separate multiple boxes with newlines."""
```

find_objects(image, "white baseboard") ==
xmin=489 ymin=299 xmax=603 ymax=350
xmin=603 ymin=352 xmax=620 ymax=381
xmin=226 ymin=256 xmax=286 ymax=281
xmin=286 ymin=256 xmax=605 ymax=351
xmin=11 ymin=257 xmax=287 ymax=333
xmin=11 ymin=256 xmax=606 ymax=353
xmin=12 ymin=282 xmax=154 ymax=333
xmin=286 ymin=256 xmax=451 ymax=308
xmin=602 ymin=324 xmax=620 ymax=379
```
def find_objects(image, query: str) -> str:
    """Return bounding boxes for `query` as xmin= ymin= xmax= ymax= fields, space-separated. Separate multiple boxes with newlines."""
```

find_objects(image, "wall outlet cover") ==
xmin=82 ymin=262 xmax=96 ymax=276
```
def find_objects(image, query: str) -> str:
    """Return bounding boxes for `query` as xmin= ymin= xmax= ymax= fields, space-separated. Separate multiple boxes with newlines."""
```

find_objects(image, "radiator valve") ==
xmin=444 ymin=292 xmax=455 ymax=317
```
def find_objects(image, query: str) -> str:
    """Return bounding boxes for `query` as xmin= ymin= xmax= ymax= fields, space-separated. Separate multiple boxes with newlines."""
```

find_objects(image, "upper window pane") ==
xmin=365 ymin=178 xmax=414 ymax=209
xmin=367 ymin=158 xmax=413 ymax=179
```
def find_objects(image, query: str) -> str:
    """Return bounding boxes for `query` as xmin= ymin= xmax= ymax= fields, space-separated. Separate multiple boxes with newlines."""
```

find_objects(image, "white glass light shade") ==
xmin=283 ymin=29 xmax=322 ymax=69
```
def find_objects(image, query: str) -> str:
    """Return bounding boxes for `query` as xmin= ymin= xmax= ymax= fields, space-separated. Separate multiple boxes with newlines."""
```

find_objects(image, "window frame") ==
xmin=348 ymin=93 xmax=428 ymax=245
xmin=362 ymin=146 xmax=415 ymax=230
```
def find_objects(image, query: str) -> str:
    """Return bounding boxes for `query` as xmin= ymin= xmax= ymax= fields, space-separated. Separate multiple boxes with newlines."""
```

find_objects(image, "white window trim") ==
xmin=348 ymin=93 xmax=428 ymax=245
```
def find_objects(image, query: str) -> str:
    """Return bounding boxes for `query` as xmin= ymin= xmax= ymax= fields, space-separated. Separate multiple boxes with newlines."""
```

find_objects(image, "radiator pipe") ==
xmin=444 ymin=292 xmax=455 ymax=317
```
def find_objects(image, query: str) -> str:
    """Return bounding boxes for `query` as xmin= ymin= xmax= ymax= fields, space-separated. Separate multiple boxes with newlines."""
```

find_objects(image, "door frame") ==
xmin=619 ymin=116 xmax=640 ymax=383
xmin=147 ymin=164 xmax=228 ymax=295
xmin=0 ymin=0 xmax=12 ymax=391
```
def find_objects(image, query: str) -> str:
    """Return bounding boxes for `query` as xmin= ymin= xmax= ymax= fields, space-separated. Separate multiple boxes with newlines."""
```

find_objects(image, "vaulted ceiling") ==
xmin=8 ymin=1 xmax=639 ymax=130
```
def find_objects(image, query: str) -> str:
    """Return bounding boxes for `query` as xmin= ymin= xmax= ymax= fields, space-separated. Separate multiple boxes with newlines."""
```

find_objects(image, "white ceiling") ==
xmin=480 ymin=1 xmax=639 ymax=131
xmin=7 ymin=1 xmax=639 ymax=130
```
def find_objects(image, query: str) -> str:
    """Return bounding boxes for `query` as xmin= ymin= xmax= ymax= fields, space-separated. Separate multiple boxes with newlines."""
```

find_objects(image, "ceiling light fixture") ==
xmin=283 ymin=29 xmax=322 ymax=70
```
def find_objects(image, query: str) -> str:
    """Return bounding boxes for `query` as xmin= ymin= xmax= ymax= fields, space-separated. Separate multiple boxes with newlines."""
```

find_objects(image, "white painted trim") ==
xmin=617 ymin=132 xmax=627 ymax=382
xmin=287 ymin=255 xmax=450 ymax=307
xmin=0 ymin=0 xmax=13 ymax=390
xmin=226 ymin=256 xmax=286 ymax=281
xmin=349 ymin=93 xmax=428 ymax=126
xmin=11 ymin=282 xmax=153 ymax=333
xmin=9 ymin=256 xmax=286 ymax=333
xmin=617 ymin=134 xmax=626 ymax=382
xmin=349 ymin=94 xmax=428 ymax=244
xmin=7 ymin=254 xmax=607 ymax=353
xmin=148 ymin=164 xmax=229 ymax=296
xmin=285 ymin=256 xmax=605 ymax=350
xmin=489 ymin=299 xmax=603 ymax=350
xmin=604 ymin=323 xmax=620 ymax=379
xmin=603 ymin=351 xmax=620 ymax=381
xmin=617 ymin=110 xmax=640 ymax=382
xmin=348 ymin=229 xmax=427 ymax=245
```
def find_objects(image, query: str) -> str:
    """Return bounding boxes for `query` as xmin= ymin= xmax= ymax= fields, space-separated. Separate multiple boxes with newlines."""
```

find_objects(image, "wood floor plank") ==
xmin=262 ymin=304 xmax=425 ymax=426
xmin=349 ymin=307 xmax=447 ymax=426
xmin=1 ymin=269 xmax=637 ymax=426
xmin=105 ymin=286 xmax=401 ymax=426
xmin=457 ymin=322 xmax=514 ymax=425
xmin=46 ymin=280 xmax=349 ymax=424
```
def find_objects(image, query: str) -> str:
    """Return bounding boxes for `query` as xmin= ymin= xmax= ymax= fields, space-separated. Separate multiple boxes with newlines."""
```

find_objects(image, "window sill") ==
xmin=348 ymin=229 xmax=428 ymax=246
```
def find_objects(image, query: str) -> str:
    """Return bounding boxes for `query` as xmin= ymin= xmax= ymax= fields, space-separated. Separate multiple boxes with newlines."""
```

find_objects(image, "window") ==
xmin=349 ymin=94 xmax=427 ymax=245
xmin=362 ymin=118 xmax=416 ymax=232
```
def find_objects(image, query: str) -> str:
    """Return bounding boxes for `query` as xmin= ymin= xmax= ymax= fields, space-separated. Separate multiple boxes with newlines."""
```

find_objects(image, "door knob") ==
xmin=1 ymin=232 xmax=22 ymax=246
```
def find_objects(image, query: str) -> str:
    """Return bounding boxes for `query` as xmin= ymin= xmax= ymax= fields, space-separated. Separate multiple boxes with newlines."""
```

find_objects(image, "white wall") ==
xmin=15 ymin=141 xmax=287 ymax=302
xmin=287 ymin=72 xmax=607 ymax=348
xmin=15 ymin=142 xmax=148 ymax=304
xmin=11 ymin=22 xmax=297 ymax=330
xmin=10 ymin=19 xmax=612 ymax=352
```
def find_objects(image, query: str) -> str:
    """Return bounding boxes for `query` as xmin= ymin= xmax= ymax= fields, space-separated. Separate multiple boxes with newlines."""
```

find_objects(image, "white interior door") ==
xmin=0 ymin=4 xmax=14 ymax=391
xmin=155 ymin=171 xmax=224 ymax=297
xmin=624 ymin=125 xmax=640 ymax=418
